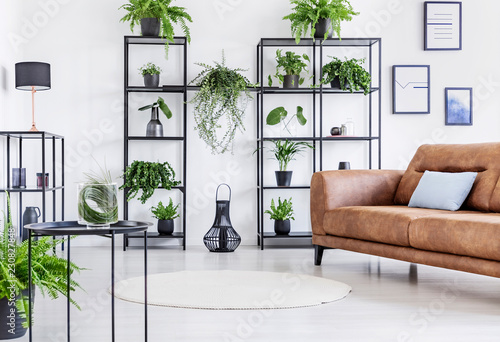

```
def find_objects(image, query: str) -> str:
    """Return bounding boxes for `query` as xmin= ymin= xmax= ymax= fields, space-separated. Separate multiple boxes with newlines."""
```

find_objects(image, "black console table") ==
xmin=24 ymin=220 xmax=152 ymax=342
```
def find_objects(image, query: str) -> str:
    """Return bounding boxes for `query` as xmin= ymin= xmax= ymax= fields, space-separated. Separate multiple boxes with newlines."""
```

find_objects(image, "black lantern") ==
xmin=203 ymin=184 xmax=241 ymax=252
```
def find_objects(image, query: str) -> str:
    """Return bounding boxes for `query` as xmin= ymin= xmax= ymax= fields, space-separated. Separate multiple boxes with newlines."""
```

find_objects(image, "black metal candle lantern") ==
xmin=203 ymin=183 xmax=241 ymax=252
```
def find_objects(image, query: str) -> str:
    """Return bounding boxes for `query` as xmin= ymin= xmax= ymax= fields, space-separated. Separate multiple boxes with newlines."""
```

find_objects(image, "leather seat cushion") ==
xmin=323 ymin=206 xmax=450 ymax=247
xmin=409 ymin=212 xmax=500 ymax=261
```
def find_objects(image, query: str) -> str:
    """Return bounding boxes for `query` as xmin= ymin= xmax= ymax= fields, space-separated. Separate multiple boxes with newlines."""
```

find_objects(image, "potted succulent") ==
xmin=283 ymin=0 xmax=359 ymax=43
xmin=120 ymin=160 xmax=181 ymax=204
xmin=189 ymin=51 xmax=258 ymax=154
xmin=268 ymin=49 xmax=310 ymax=88
xmin=139 ymin=62 xmax=162 ymax=88
xmin=150 ymin=198 xmax=180 ymax=235
xmin=321 ymin=57 xmax=371 ymax=95
xmin=267 ymin=139 xmax=314 ymax=186
xmin=264 ymin=197 xmax=295 ymax=235
xmin=266 ymin=105 xmax=307 ymax=136
xmin=0 ymin=193 xmax=84 ymax=338
xmin=138 ymin=96 xmax=172 ymax=137
xmin=119 ymin=0 xmax=192 ymax=55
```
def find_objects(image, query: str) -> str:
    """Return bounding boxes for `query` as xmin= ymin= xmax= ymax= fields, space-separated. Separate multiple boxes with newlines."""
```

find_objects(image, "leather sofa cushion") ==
xmin=323 ymin=206 xmax=449 ymax=247
xmin=409 ymin=212 xmax=500 ymax=261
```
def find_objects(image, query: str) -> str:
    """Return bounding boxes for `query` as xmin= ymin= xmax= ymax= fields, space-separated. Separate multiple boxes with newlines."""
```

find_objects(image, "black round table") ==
xmin=24 ymin=220 xmax=152 ymax=342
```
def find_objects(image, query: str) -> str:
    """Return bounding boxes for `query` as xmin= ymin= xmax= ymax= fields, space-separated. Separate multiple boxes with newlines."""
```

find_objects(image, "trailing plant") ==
xmin=0 ymin=192 xmax=84 ymax=327
xmin=266 ymin=139 xmax=314 ymax=171
xmin=283 ymin=0 xmax=359 ymax=43
xmin=264 ymin=197 xmax=295 ymax=221
xmin=266 ymin=106 xmax=307 ymax=135
xmin=189 ymin=52 xmax=258 ymax=154
xmin=151 ymin=198 xmax=180 ymax=220
xmin=139 ymin=62 xmax=162 ymax=76
xmin=268 ymin=49 xmax=310 ymax=87
xmin=139 ymin=96 xmax=172 ymax=119
xmin=321 ymin=57 xmax=371 ymax=95
xmin=119 ymin=0 xmax=192 ymax=55
xmin=120 ymin=160 xmax=181 ymax=204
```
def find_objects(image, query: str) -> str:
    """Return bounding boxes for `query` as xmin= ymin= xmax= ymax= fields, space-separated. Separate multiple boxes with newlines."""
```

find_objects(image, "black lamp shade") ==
xmin=15 ymin=62 xmax=51 ymax=91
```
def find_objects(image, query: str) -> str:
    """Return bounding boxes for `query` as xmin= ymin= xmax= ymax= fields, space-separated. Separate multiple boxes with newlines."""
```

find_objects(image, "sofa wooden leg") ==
xmin=314 ymin=245 xmax=324 ymax=266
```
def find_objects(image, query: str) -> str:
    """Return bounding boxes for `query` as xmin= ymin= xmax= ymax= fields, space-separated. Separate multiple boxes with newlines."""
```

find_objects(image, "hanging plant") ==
xmin=189 ymin=52 xmax=258 ymax=154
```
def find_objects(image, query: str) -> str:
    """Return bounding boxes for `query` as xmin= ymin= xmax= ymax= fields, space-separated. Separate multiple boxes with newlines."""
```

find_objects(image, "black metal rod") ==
xmin=123 ymin=37 xmax=129 ymax=251
xmin=67 ymin=235 xmax=71 ymax=342
xmin=144 ymin=232 xmax=148 ymax=342
xmin=41 ymin=133 xmax=46 ymax=222
xmin=28 ymin=230 xmax=32 ymax=342
xmin=111 ymin=231 xmax=115 ymax=342
xmin=182 ymin=37 xmax=188 ymax=251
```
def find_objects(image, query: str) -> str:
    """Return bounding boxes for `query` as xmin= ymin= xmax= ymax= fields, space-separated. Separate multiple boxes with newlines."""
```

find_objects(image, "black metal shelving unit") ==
xmin=256 ymin=38 xmax=382 ymax=249
xmin=123 ymin=36 xmax=187 ymax=250
xmin=0 ymin=131 xmax=65 ymax=238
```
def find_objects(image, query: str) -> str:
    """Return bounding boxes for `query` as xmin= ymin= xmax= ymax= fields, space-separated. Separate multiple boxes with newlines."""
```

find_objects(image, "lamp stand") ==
xmin=29 ymin=86 xmax=38 ymax=132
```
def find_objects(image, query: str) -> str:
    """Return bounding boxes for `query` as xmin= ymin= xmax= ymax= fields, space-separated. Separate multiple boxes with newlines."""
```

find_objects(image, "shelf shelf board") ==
xmin=125 ymin=36 xmax=187 ymax=45
xmin=258 ymin=37 xmax=380 ymax=47
xmin=261 ymin=186 xmax=310 ymax=190
xmin=261 ymin=231 xmax=312 ymax=238
xmin=123 ymin=186 xmax=185 ymax=192
xmin=0 ymin=186 xmax=65 ymax=193
xmin=260 ymin=137 xmax=317 ymax=142
xmin=128 ymin=136 xmax=185 ymax=141
xmin=125 ymin=232 xmax=184 ymax=239
xmin=323 ymin=136 xmax=380 ymax=141
xmin=127 ymin=85 xmax=185 ymax=93
xmin=260 ymin=87 xmax=379 ymax=94
xmin=0 ymin=131 xmax=64 ymax=139
xmin=320 ymin=87 xmax=380 ymax=94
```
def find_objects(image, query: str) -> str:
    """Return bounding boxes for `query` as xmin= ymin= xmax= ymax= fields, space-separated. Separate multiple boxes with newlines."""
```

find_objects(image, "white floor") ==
xmin=18 ymin=245 xmax=500 ymax=342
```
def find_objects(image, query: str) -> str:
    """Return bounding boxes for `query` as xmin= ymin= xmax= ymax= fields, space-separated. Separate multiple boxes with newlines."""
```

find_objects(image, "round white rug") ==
xmin=113 ymin=270 xmax=351 ymax=309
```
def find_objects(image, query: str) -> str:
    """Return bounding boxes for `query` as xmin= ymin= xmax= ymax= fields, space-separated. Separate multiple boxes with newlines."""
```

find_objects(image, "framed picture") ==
xmin=424 ymin=1 xmax=462 ymax=50
xmin=393 ymin=65 xmax=430 ymax=114
xmin=445 ymin=87 xmax=472 ymax=125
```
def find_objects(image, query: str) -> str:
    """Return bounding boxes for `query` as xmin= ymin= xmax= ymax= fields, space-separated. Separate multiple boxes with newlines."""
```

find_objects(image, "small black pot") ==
xmin=0 ymin=289 xmax=32 ymax=339
xmin=140 ymin=18 xmax=160 ymax=36
xmin=274 ymin=220 xmax=291 ymax=235
xmin=283 ymin=75 xmax=300 ymax=88
xmin=330 ymin=77 xmax=350 ymax=90
xmin=275 ymin=171 xmax=292 ymax=187
xmin=158 ymin=219 xmax=174 ymax=235
xmin=144 ymin=74 xmax=159 ymax=88
xmin=314 ymin=18 xmax=332 ymax=39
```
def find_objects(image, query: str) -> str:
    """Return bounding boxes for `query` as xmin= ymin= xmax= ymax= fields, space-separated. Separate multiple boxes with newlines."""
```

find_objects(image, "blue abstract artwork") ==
xmin=446 ymin=88 xmax=472 ymax=125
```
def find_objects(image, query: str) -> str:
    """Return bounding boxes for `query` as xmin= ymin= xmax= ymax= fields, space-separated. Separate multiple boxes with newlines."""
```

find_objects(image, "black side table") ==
xmin=24 ymin=220 xmax=152 ymax=342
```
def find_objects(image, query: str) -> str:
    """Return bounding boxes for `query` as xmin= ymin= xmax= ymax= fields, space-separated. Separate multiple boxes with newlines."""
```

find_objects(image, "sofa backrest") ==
xmin=394 ymin=143 xmax=500 ymax=212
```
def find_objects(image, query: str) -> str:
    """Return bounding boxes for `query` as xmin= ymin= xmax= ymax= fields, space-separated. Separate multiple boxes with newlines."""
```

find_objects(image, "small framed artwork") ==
xmin=393 ymin=65 xmax=430 ymax=114
xmin=445 ymin=87 xmax=472 ymax=125
xmin=424 ymin=1 xmax=462 ymax=51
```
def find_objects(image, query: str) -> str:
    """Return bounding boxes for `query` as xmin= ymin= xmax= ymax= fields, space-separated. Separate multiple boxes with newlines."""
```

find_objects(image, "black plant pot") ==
xmin=0 ymin=289 xmax=32 ymax=339
xmin=158 ymin=219 xmax=174 ymax=235
xmin=146 ymin=107 xmax=163 ymax=137
xmin=140 ymin=18 xmax=160 ymax=36
xmin=275 ymin=171 xmax=293 ymax=187
xmin=144 ymin=74 xmax=159 ymax=88
xmin=283 ymin=75 xmax=300 ymax=88
xmin=274 ymin=220 xmax=291 ymax=235
xmin=314 ymin=18 xmax=332 ymax=39
xmin=330 ymin=77 xmax=350 ymax=90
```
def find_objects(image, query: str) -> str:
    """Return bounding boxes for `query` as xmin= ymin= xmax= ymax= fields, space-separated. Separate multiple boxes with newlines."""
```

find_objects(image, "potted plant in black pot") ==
xmin=283 ymin=0 xmax=359 ymax=43
xmin=264 ymin=197 xmax=295 ymax=235
xmin=119 ymin=0 xmax=192 ymax=55
xmin=268 ymin=49 xmax=310 ymax=89
xmin=266 ymin=105 xmax=307 ymax=136
xmin=266 ymin=139 xmax=314 ymax=186
xmin=321 ymin=57 xmax=371 ymax=95
xmin=138 ymin=96 xmax=173 ymax=137
xmin=139 ymin=62 xmax=162 ymax=88
xmin=151 ymin=198 xmax=180 ymax=235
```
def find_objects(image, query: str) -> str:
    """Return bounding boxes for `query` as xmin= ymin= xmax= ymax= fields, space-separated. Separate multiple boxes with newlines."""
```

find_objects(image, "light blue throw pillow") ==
xmin=408 ymin=171 xmax=478 ymax=211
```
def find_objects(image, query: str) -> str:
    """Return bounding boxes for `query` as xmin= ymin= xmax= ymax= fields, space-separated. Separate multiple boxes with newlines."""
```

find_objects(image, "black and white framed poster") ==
xmin=393 ymin=65 xmax=430 ymax=114
xmin=424 ymin=1 xmax=462 ymax=50
xmin=445 ymin=87 xmax=472 ymax=125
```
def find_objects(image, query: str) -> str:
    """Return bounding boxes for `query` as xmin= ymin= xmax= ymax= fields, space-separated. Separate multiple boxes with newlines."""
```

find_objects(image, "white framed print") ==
xmin=445 ymin=87 xmax=472 ymax=125
xmin=424 ymin=1 xmax=462 ymax=50
xmin=393 ymin=65 xmax=430 ymax=114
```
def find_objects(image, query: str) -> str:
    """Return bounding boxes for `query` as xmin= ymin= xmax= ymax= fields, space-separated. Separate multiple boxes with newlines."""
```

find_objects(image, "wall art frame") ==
xmin=445 ymin=87 xmax=472 ymax=126
xmin=393 ymin=65 xmax=430 ymax=114
xmin=424 ymin=1 xmax=462 ymax=51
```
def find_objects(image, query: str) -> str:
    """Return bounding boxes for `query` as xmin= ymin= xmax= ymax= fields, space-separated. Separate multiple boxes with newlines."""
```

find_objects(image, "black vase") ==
xmin=0 ymin=289 xmax=31 ymax=339
xmin=274 ymin=220 xmax=291 ymax=235
xmin=146 ymin=107 xmax=163 ymax=137
xmin=203 ymin=184 xmax=241 ymax=252
xmin=140 ymin=18 xmax=160 ymax=36
xmin=283 ymin=75 xmax=300 ymax=88
xmin=314 ymin=18 xmax=332 ymax=39
xmin=275 ymin=171 xmax=293 ymax=187
xmin=157 ymin=219 xmax=174 ymax=235
xmin=143 ymin=74 xmax=159 ymax=88
xmin=22 ymin=206 xmax=40 ymax=241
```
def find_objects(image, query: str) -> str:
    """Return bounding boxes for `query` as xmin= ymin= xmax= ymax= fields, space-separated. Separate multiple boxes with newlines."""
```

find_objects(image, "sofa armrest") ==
xmin=310 ymin=170 xmax=405 ymax=236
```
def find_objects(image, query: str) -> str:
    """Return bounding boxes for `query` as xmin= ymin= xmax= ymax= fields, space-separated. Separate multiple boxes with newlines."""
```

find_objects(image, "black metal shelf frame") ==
xmin=256 ymin=38 xmax=382 ymax=249
xmin=123 ymin=36 xmax=188 ymax=250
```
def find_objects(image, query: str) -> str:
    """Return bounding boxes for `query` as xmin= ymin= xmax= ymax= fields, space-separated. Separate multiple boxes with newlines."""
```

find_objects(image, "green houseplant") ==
xmin=268 ymin=49 xmax=310 ymax=88
xmin=266 ymin=106 xmax=307 ymax=136
xmin=264 ymin=197 xmax=295 ymax=235
xmin=0 ymin=193 xmax=84 ymax=337
xmin=120 ymin=160 xmax=181 ymax=204
xmin=189 ymin=52 xmax=258 ymax=154
xmin=321 ymin=57 xmax=371 ymax=95
xmin=283 ymin=0 xmax=359 ymax=43
xmin=267 ymin=139 xmax=313 ymax=186
xmin=150 ymin=198 xmax=180 ymax=235
xmin=119 ymin=0 xmax=192 ymax=55
xmin=139 ymin=96 xmax=173 ymax=137
xmin=139 ymin=62 xmax=162 ymax=87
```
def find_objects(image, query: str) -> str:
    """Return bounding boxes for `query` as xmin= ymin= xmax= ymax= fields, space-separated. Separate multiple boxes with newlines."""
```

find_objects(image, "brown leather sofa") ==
xmin=311 ymin=143 xmax=500 ymax=278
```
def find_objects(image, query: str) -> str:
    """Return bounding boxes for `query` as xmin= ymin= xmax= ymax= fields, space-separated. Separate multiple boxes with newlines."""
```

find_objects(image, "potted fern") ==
xmin=283 ymin=0 xmax=359 ymax=43
xmin=138 ymin=96 xmax=173 ymax=137
xmin=264 ymin=197 xmax=295 ymax=235
xmin=151 ymin=198 xmax=180 ymax=235
xmin=119 ymin=0 xmax=192 ymax=55
xmin=268 ymin=49 xmax=310 ymax=88
xmin=321 ymin=57 xmax=371 ymax=95
xmin=139 ymin=62 xmax=162 ymax=88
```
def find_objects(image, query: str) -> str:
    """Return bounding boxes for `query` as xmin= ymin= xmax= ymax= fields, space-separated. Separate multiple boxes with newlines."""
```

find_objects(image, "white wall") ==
xmin=3 ymin=0 xmax=500 ymax=246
